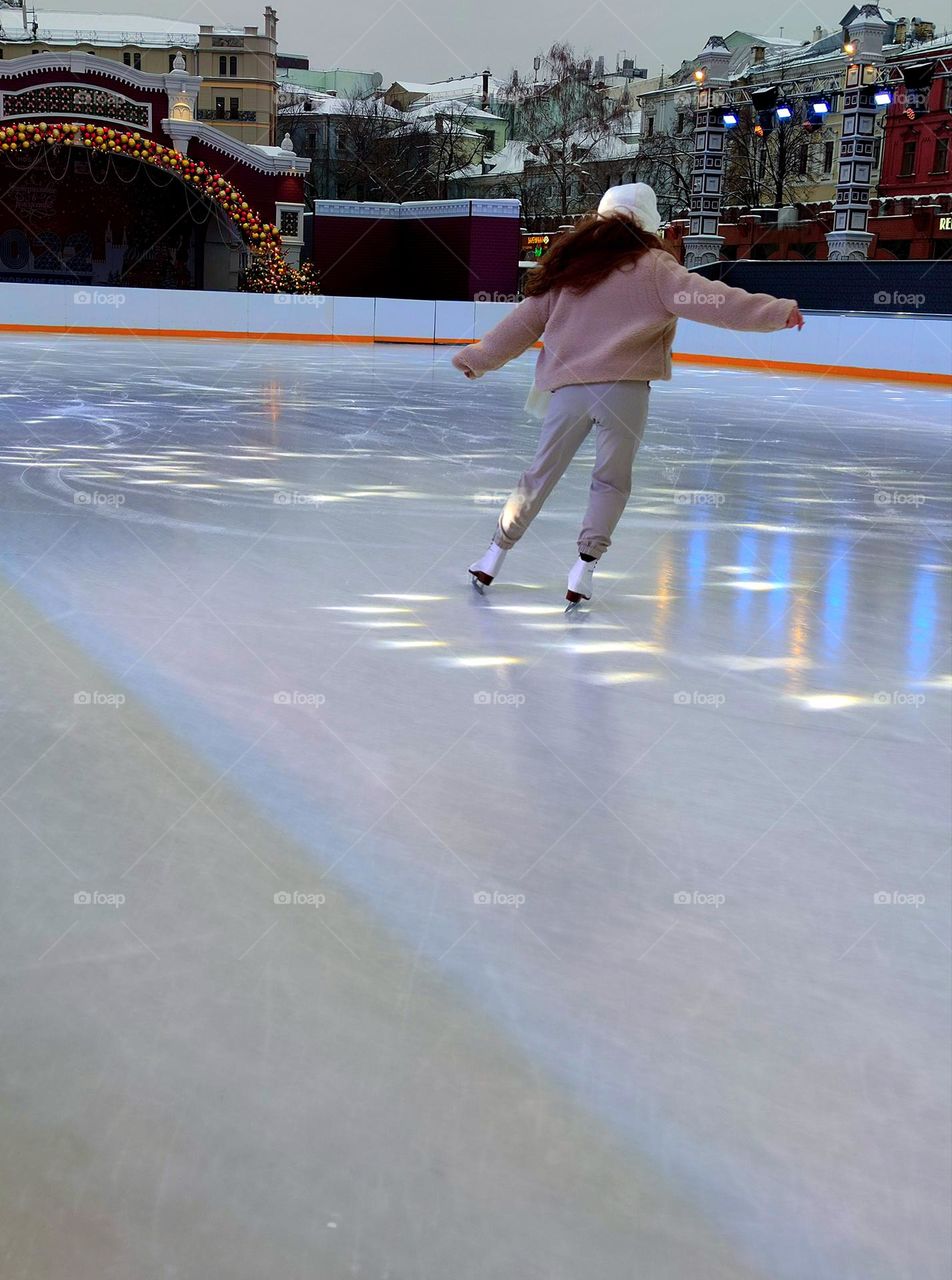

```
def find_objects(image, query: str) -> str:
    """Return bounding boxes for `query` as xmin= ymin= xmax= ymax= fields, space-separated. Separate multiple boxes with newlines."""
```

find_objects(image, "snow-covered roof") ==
xmin=388 ymin=118 xmax=483 ymax=140
xmin=449 ymin=127 xmax=640 ymax=182
xmin=0 ymin=9 xmax=244 ymax=46
xmin=734 ymin=32 xmax=809 ymax=47
xmin=277 ymin=85 xmax=404 ymax=119
xmin=389 ymin=73 xmax=502 ymax=103
xmin=409 ymin=99 xmax=504 ymax=121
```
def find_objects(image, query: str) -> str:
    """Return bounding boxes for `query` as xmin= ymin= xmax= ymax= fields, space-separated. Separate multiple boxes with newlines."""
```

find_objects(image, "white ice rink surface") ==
xmin=1 ymin=335 xmax=950 ymax=1280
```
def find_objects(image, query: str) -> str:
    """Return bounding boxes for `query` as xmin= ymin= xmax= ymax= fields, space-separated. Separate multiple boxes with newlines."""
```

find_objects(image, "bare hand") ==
xmin=785 ymin=306 xmax=805 ymax=330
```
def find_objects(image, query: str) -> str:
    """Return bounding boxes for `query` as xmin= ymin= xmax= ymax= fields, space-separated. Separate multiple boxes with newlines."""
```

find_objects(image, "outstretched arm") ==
xmin=652 ymin=250 xmax=801 ymax=332
xmin=452 ymin=294 xmax=550 ymax=378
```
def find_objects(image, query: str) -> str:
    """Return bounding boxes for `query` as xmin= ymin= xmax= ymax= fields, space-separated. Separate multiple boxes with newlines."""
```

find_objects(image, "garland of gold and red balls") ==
xmin=0 ymin=120 xmax=283 ymax=260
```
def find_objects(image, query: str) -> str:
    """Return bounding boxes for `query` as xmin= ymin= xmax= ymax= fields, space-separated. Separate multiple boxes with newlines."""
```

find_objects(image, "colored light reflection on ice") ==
xmin=366 ymin=594 xmax=448 ymax=602
xmin=488 ymin=605 xmax=566 ymax=616
xmin=821 ymin=537 xmax=851 ymax=663
xmin=587 ymin=671 xmax=658 ymax=685
xmin=447 ymin=656 xmax=524 ymax=668
xmin=907 ymin=566 xmax=938 ymax=683
xmin=792 ymin=693 xmax=866 ymax=711
xmin=563 ymin=641 xmax=661 ymax=655
xmin=378 ymin=640 xmax=447 ymax=649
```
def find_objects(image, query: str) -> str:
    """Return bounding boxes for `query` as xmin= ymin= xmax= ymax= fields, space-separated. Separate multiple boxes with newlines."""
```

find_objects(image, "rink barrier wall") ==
xmin=1 ymin=282 xmax=950 ymax=386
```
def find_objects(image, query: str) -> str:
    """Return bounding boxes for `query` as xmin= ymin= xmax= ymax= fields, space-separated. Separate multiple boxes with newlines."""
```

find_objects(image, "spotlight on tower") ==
xmin=873 ymin=84 xmax=893 ymax=106
xmin=721 ymin=108 xmax=739 ymax=127
xmin=775 ymin=101 xmax=794 ymax=121
xmin=809 ymin=95 xmax=831 ymax=116
xmin=693 ymin=67 xmax=706 ymax=83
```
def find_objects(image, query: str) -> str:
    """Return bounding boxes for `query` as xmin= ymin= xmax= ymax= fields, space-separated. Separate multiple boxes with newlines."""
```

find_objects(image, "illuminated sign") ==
xmin=522 ymin=232 xmax=552 ymax=259
xmin=939 ymin=215 xmax=952 ymax=231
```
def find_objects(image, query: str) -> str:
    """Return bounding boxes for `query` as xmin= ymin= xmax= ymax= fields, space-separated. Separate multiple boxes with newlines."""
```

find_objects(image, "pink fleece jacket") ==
xmin=452 ymin=247 xmax=797 ymax=390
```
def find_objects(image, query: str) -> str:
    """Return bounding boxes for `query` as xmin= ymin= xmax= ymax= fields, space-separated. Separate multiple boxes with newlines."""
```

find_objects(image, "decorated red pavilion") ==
xmin=0 ymin=49 xmax=308 ymax=289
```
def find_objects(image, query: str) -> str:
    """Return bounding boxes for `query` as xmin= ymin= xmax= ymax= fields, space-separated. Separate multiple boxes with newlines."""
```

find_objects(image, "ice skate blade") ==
xmin=470 ymin=572 xmax=491 ymax=595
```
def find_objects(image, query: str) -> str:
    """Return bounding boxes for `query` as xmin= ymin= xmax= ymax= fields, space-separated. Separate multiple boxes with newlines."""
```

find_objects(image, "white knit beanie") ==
xmin=597 ymin=183 xmax=662 ymax=234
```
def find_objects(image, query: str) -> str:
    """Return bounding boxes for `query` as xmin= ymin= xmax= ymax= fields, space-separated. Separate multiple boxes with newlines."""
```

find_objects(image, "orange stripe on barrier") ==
xmin=1 ymin=324 xmax=948 ymax=387
xmin=673 ymin=352 xmax=952 ymax=386
xmin=0 ymin=324 xmax=374 ymax=344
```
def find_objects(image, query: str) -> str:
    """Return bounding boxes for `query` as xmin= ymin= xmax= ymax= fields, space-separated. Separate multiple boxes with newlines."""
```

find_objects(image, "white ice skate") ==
xmin=468 ymin=542 xmax=507 ymax=594
xmin=565 ymin=557 xmax=596 ymax=610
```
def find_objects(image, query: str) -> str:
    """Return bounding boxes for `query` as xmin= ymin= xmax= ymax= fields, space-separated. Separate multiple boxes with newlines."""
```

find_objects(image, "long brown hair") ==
xmin=524 ymin=211 xmax=674 ymax=296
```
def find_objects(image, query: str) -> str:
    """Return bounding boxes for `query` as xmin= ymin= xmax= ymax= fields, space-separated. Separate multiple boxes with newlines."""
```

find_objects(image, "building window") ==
xmin=229 ymin=96 xmax=240 ymax=119
xmin=899 ymin=139 xmax=917 ymax=177
xmin=215 ymin=96 xmax=225 ymax=119
xmin=123 ymin=51 xmax=141 ymax=69
xmin=932 ymin=137 xmax=949 ymax=173
xmin=280 ymin=210 xmax=300 ymax=237
xmin=798 ymin=143 xmax=809 ymax=175
xmin=646 ymin=116 xmax=655 ymax=136
xmin=219 ymin=55 xmax=227 ymax=75
xmin=676 ymin=112 xmax=685 ymax=133
xmin=230 ymin=55 xmax=238 ymax=76
xmin=823 ymin=140 xmax=835 ymax=172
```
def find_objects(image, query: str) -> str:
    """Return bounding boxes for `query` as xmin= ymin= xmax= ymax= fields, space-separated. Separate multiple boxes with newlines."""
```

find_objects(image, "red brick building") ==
xmin=879 ymin=45 xmax=952 ymax=199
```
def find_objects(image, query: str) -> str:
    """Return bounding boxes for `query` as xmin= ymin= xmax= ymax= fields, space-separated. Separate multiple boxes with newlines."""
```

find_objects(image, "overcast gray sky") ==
xmin=42 ymin=2 xmax=876 ymax=82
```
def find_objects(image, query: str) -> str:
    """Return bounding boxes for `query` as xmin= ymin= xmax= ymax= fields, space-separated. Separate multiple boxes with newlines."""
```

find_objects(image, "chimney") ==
xmin=752 ymin=45 xmax=765 ymax=63
xmin=813 ymin=25 xmax=824 ymax=43
xmin=481 ymin=67 xmax=490 ymax=110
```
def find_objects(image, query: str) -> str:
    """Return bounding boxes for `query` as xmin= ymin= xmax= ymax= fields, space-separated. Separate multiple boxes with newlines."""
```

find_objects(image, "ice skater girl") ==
xmin=452 ymin=183 xmax=804 ymax=605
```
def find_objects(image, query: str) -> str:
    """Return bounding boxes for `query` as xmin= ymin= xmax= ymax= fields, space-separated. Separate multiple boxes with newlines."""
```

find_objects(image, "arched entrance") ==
xmin=0 ymin=121 xmax=282 ymax=288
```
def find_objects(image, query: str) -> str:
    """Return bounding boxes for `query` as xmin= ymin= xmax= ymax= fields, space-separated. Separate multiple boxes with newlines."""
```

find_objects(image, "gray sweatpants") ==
xmin=494 ymin=380 xmax=650 ymax=559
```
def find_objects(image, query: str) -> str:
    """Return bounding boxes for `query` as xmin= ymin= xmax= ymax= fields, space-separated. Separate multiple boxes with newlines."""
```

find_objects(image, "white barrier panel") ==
xmin=1 ymin=281 xmax=949 ymax=383
xmin=672 ymin=310 xmax=952 ymax=381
